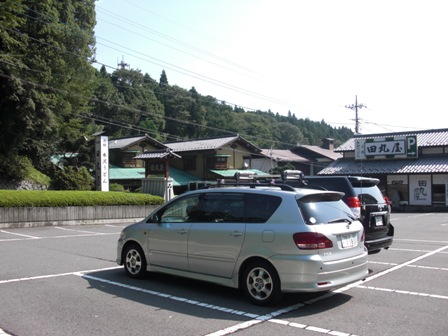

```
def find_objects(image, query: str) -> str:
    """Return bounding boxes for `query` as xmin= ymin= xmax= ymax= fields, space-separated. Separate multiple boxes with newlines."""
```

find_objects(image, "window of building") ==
xmin=432 ymin=184 xmax=446 ymax=204
xmin=387 ymin=175 xmax=409 ymax=205
xmin=183 ymin=156 xmax=196 ymax=171
xmin=206 ymin=156 xmax=229 ymax=170
xmin=433 ymin=174 xmax=448 ymax=205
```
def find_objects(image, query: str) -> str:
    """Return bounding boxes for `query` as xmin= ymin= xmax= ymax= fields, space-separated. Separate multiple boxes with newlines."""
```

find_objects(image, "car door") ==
xmin=187 ymin=192 xmax=245 ymax=278
xmin=147 ymin=194 xmax=200 ymax=271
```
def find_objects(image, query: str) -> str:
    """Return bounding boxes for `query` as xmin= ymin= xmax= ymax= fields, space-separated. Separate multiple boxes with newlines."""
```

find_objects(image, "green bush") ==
xmin=52 ymin=166 xmax=93 ymax=190
xmin=110 ymin=183 xmax=126 ymax=192
xmin=0 ymin=190 xmax=165 ymax=207
xmin=0 ymin=154 xmax=51 ymax=186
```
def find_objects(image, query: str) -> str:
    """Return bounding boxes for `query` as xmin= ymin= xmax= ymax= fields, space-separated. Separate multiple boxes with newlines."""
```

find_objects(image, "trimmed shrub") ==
xmin=52 ymin=166 xmax=93 ymax=190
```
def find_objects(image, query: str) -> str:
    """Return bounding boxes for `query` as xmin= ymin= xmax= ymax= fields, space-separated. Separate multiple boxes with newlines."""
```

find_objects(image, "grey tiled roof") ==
xmin=109 ymin=135 xmax=166 ymax=150
xmin=135 ymin=149 xmax=181 ymax=159
xmin=165 ymin=135 xmax=261 ymax=153
xmin=260 ymin=149 xmax=307 ymax=162
xmin=318 ymin=156 xmax=448 ymax=175
xmin=294 ymin=145 xmax=342 ymax=160
xmin=336 ymin=128 xmax=448 ymax=152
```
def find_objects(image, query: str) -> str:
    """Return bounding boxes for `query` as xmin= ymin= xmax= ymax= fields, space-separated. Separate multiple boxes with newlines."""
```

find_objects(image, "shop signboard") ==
xmin=355 ymin=135 xmax=417 ymax=160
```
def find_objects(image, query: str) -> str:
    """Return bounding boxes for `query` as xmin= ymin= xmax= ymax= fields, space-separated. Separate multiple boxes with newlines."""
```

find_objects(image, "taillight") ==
xmin=384 ymin=196 xmax=391 ymax=206
xmin=293 ymin=232 xmax=333 ymax=250
xmin=346 ymin=196 xmax=361 ymax=218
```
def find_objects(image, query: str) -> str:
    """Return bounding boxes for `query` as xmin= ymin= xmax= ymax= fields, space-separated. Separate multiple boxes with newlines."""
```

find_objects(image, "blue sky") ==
xmin=94 ymin=0 xmax=448 ymax=134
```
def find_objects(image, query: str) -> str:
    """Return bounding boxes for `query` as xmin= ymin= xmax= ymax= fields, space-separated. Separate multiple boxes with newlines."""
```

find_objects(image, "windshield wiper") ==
xmin=328 ymin=218 xmax=353 ymax=224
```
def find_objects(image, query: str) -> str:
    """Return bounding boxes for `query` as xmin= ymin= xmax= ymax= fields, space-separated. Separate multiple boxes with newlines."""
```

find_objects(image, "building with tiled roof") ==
xmin=109 ymin=134 xmax=167 ymax=169
xmin=253 ymin=138 xmax=342 ymax=175
xmin=162 ymin=135 xmax=264 ymax=185
xmin=319 ymin=128 xmax=448 ymax=210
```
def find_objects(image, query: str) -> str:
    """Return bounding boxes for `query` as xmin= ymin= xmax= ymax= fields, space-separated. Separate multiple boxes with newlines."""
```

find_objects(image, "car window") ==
xmin=304 ymin=178 xmax=352 ymax=199
xmin=159 ymin=195 xmax=201 ymax=223
xmin=193 ymin=193 xmax=244 ymax=223
xmin=245 ymin=194 xmax=282 ymax=223
xmin=353 ymin=186 xmax=384 ymax=204
xmin=298 ymin=194 xmax=354 ymax=225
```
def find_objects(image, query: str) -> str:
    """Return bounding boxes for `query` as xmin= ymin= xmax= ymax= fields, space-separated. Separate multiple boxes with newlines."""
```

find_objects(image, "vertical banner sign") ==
xmin=95 ymin=136 xmax=109 ymax=191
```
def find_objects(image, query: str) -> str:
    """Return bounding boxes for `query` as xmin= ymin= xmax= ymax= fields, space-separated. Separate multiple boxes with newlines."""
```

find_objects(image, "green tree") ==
xmin=0 ymin=0 xmax=97 ymax=175
xmin=91 ymin=68 xmax=165 ymax=138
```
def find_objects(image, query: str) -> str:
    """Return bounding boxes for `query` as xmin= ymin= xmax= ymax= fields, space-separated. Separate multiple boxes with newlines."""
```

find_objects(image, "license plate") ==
xmin=341 ymin=234 xmax=357 ymax=248
xmin=375 ymin=216 xmax=384 ymax=226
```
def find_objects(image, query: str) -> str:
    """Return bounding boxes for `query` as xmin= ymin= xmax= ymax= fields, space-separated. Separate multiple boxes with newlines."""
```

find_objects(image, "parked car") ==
xmin=279 ymin=171 xmax=394 ymax=254
xmin=117 ymin=176 xmax=368 ymax=306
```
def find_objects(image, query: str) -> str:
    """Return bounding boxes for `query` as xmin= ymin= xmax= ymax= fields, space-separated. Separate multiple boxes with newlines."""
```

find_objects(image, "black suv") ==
xmin=278 ymin=171 xmax=394 ymax=254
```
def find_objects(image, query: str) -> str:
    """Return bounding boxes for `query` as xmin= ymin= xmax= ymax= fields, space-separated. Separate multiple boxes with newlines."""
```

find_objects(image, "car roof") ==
xmin=306 ymin=175 xmax=380 ymax=187
xmin=182 ymin=184 xmax=344 ymax=199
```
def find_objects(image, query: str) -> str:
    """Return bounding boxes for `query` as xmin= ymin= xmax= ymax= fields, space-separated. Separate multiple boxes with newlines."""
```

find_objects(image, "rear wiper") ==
xmin=328 ymin=218 xmax=352 ymax=224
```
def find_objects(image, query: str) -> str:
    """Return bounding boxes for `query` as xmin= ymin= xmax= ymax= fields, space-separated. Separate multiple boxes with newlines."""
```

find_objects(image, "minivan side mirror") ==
xmin=147 ymin=214 xmax=159 ymax=223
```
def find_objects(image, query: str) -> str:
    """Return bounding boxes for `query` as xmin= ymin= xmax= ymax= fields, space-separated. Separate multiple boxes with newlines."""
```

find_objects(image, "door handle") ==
xmin=230 ymin=231 xmax=243 ymax=237
xmin=177 ymin=229 xmax=188 ymax=235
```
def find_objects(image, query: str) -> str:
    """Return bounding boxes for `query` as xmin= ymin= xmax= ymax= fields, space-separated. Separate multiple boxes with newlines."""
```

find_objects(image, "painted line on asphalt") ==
xmin=1 ymin=244 xmax=447 ymax=335
xmin=369 ymin=260 xmax=448 ymax=271
xmin=357 ymin=285 xmax=448 ymax=300
xmin=0 ymin=230 xmax=39 ymax=239
xmin=207 ymin=244 xmax=448 ymax=336
xmin=77 ymin=273 xmax=257 ymax=318
xmin=0 ymin=266 xmax=121 ymax=285
xmin=394 ymin=238 xmax=448 ymax=244
xmin=54 ymin=226 xmax=109 ymax=234
xmin=0 ymin=232 xmax=119 ymax=242
xmin=389 ymin=248 xmax=448 ymax=254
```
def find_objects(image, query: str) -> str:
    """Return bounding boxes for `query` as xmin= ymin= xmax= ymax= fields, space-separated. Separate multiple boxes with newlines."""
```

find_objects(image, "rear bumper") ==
xmin=270 ymin=249 xmax=369 ymax=293
xmin=365 ymin=235 xmax=393 ymax=252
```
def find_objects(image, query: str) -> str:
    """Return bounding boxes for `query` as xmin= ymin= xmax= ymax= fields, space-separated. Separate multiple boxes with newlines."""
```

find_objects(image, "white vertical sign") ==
xmin=409 ymin=175 xmax=431 ymax=206
xmin=95 ymin=136 xmax=109 ymax=191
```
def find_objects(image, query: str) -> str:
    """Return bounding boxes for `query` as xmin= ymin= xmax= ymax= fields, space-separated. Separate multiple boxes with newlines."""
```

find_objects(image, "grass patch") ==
xmin=0 ymin=190 xmax=165 ymax=207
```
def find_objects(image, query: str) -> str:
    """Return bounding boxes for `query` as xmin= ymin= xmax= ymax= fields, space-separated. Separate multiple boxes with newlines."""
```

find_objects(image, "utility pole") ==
xmin=345 ymin=95 xmax=366 ymax=134
xmin=117 ymin=56 xmax=130 ymax=70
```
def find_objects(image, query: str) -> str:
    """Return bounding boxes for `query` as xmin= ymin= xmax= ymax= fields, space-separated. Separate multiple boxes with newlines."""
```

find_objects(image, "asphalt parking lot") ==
xmin=0 ymin=212 xmax=447 ymax=336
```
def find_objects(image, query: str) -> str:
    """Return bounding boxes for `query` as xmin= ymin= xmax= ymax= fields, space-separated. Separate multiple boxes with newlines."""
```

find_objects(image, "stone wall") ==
xmin=0 ymin=205 xmax=157 ymax=228
xmin=0 ymin=180 xmax=48 ymax=190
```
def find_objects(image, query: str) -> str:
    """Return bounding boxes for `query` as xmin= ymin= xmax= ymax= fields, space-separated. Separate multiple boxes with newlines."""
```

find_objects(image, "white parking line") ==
xmin=0 ymin=266 xmax=121 ymax=285
xmin=0 ymin=230 xmax=39 ymax=239
xmin=394 ymin=238 xmax=448 ymax=244
xmin=357 ymin=285 xmax=448 ymax=300
xmin=1 ymin=245 xmax=446 ymax=336
xmin=369 ymin=261 xmax=448 ymax=271
xmin=54 ymin=227 xmax=105 ymax=234
xmin=207 ymin=244 xmax=448 ymax=336
xmin=0 ymin=232 xmax=119 ymax=242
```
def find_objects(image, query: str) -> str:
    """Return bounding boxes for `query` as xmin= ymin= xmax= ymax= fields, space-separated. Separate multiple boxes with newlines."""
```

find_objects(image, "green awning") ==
xmin=109 ymin=166 xmax=200 ymax=186
xmin=209 ymin=169 xmax=270 ymax=177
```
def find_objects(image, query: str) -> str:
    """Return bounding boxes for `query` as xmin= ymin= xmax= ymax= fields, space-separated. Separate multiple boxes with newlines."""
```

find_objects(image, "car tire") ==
xmin=123 ymin=243 xmax=147 ymax=279
xmin=241 ymin=260 xmax=283 ymax=306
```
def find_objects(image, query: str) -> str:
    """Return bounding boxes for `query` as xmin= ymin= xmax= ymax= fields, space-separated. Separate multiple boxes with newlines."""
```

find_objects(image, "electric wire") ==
xmin=3 ymin=0 xmax=415 ymax=140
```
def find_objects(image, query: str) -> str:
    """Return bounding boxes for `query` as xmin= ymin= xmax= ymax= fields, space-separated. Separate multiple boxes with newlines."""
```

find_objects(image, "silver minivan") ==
xmin=117 ymin=183 xmax=368 ymax=305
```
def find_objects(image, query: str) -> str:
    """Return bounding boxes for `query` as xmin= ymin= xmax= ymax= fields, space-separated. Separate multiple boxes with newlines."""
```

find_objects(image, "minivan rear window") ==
xmin=298 ymin=198 xmax=354 ymax=225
